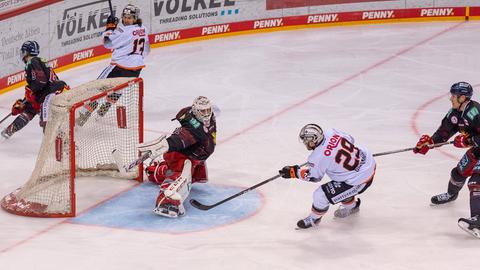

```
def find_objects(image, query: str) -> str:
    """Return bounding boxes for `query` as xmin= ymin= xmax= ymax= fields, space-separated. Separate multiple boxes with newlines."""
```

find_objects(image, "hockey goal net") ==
xmin=1 ymin=77 xmax=143 ymax=217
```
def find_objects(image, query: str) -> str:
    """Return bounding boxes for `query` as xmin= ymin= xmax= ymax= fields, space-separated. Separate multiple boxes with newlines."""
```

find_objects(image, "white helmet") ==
xmin=299 ymin=124 xmax=324 ymax=149
xmin=122 ymin=4 xmax=140 ymax=20
xmin=192 ymin=96 xmax=213 ymax=124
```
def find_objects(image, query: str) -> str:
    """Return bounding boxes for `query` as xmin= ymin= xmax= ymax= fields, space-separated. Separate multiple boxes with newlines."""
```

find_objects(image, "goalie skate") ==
xmin=153 ymin=203 xmax=185 ymax=218
xmin=458 ymin=216 xmax=480 ymax=239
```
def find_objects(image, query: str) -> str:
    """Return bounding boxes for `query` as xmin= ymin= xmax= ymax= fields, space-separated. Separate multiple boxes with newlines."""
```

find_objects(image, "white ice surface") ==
xmin=1 ymin=21 xmax=479 ymax=269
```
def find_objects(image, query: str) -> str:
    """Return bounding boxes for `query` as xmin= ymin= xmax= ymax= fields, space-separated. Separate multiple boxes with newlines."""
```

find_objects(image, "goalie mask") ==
xmin=192 ymin=96 xmax=213 ymax=125
xmin=299 ymin=124 xmax=324 ymax=150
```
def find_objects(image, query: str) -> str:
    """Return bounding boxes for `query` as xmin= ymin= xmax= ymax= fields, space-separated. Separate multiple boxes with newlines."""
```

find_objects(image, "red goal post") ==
xmin=1 ymin=77 xmax=144 ymax=217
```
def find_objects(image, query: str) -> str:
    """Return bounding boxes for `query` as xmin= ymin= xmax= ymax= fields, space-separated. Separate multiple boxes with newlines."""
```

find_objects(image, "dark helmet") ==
xmin=450 ymin=82 xmax=473 ymax=98
xmin=20 ymin=41 xmax=40 ymax=57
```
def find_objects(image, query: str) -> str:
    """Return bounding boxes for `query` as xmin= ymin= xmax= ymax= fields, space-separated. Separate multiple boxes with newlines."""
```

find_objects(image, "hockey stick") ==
xmin=372 ymin=140 xmax=453 ymax=157
xmin=0 ymin=113 xmax=12 ymax=125
xmin=107 ymin=0 xmax=114 ymax=15
xmin=112 ymin=135 xmax=167 ymax=174
xmin=190 ymin=162 xmax=309 ymax=211
xmin=112 ymin=149 xmax=152 ymax=175
xmin=190 ymin=141 xmax=454 ymax=211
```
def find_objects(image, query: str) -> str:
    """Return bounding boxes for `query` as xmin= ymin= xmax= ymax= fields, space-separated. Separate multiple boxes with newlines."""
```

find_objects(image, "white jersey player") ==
xmin=75 ymin=4 xmax=151 ymax=127
xmin=98 ymin=4 xmax=150 ymax=79
xmin=279 ymin=124 xmax=376 ymax=229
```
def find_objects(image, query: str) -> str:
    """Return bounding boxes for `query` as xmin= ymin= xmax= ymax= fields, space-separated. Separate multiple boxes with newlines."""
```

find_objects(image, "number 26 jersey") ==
xmin=103 ymin=23 xmax=151 ymax=70
xmin=304 ymin=128 xmax=376 ymax=186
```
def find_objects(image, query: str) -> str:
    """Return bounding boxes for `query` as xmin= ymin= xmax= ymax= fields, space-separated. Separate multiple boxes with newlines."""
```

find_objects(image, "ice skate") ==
xmin=430 ymin=192 xmax=458 ymax=205
xmin=458 ymin=215 xmax=480 ymax=239
xmin=334 ymin=198 xmax=361 ymax=218
xmin=296 ymin=215 xmax=322 ymax=229
xmin=153 ymin=203 xmax=185 ymax=218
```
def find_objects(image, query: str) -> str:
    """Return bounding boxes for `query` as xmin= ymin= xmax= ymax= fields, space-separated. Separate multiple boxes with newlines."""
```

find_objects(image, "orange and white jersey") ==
xmin=103 ymin=23 xmax=150 ymax=70
xmin=303 ymin=128 xmax=375 ymax=186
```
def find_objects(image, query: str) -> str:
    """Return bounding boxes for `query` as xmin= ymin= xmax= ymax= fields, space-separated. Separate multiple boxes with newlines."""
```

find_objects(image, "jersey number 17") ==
xmin=132 ymin=38 xmax=145 ymax=55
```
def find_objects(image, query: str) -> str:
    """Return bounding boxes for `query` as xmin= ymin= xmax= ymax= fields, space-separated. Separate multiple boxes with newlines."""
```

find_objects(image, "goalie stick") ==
xmin=112 ymin=135 xmax=168 ymax=174
xmin=112 ymin=149 xmax=152 ymax=175
xmin=190 ymin=140 xmax=454 ymax=211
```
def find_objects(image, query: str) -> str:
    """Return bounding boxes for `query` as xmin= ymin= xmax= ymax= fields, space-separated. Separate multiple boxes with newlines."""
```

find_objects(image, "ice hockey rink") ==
xmin=0 ymin=20 xmax=479 ymax=269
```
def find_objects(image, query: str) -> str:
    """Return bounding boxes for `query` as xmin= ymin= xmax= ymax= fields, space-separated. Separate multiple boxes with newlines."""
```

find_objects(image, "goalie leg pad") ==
xmin=153 ymin=160 xmax=192 ymax=218
xmin=146 ymin=161 xmax=177 ymax=185
xmin=192 ymin=162 xmax=208 ymax=183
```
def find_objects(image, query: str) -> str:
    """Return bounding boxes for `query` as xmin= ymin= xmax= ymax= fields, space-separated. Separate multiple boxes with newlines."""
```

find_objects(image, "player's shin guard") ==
xmin=448 ymin=168 xmax=467 ymax=195
xmin=467 ymin=176 xmax=480 ymax=217
xmin=153 ymin=160 xmax=192 ymax=218
xmin=431 ymin=168 xmax=465 ymax=205
xmin=1 ymin=113 xmax=33 ymax=139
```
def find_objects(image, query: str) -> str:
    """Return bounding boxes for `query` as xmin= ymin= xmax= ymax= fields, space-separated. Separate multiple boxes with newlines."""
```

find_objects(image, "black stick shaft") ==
xmin=372 ymin=141 xmax=453 ymax=157
xmin=107 ymin=0 xmax=114 ymax=14
xmin=0 ymin=113 xmax=12 ymax=125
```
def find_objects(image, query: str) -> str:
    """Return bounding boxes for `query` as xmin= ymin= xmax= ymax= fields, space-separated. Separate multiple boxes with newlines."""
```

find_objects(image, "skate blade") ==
xmin=153 ymin=207 xmax=182 ymax=218
xmin=457 ymin=221 xmax=480 ymax=239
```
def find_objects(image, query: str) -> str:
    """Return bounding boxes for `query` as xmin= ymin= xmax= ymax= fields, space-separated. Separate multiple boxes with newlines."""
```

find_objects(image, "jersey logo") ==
xmin=451 ymin=115 xmax=458 ymax=124
xmin=324 ymin=134 xmax=341 ymax=156
xmin=189 ymin=117 xmax=201 ymax=129
xmin=466 ymin=107 xmax=479 ymax=121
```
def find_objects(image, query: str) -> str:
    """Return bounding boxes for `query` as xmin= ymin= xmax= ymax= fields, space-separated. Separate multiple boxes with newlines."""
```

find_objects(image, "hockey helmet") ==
xmin=299 ymin=124 xmax=324 ymax=148
xmin=122 ymin=4 xmax=140 ymax=20
xmin=450 ymin=82 xmax=473 ymax=98
xmin=20 ymin=41 xmax=40 ymax=57
xmin=192 ymin=96 xmax=213 ymax=124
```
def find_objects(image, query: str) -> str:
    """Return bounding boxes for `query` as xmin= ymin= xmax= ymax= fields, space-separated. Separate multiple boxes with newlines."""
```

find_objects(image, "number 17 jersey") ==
xmin=103 ymin=23 xmax=151 ymax=70
xmin=305 ymin=128 xmax=376 ymax=186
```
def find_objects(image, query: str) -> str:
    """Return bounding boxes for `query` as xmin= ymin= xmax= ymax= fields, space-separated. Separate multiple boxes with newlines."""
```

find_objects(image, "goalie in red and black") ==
xmin=414 ymin=82 xmax=480 ymax=238
xmin=137 ymin=96 xmax=217 ymax=218
xmin=1 ymin=41 xmax=69 ymax=140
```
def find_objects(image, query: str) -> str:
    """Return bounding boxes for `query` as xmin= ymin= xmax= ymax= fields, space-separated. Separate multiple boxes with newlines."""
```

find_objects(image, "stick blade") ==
xmin=111 ymin=149 xmax=128 ymax=175
xmin=189 ymin=199 xmax=213 ymax=211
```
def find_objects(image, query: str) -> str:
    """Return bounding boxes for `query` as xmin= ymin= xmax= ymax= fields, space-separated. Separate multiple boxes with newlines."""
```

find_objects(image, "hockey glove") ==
xmin=11 ymin=99 xmax=25 ymax=116
xmin=106 ymin=15 xmax=118 ymax=31
xmin=279 ymin=165 xmax=300 ymax=179
xmin=454 ymin=134 xmax=472 ymax=148
xmin=413 ymin=134 xmax=433 ymax=155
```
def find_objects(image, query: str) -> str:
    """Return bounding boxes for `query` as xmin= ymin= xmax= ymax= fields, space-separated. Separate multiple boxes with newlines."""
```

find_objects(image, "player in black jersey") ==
xmin=414 ymin=82 xmax=480 ymax=238
xmin=1 ymin=41 xmax=68 ymax=141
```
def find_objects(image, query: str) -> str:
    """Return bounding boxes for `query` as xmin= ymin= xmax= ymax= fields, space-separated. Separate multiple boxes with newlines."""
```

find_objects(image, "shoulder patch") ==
xmin=188 ymin=117 xmax=201 ymax=129
xmin=467 ymin=107 xmax=479 ymax=120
